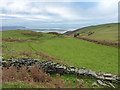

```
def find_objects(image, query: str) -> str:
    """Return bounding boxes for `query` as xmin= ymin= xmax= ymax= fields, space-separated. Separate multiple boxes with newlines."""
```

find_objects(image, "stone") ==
xmin=0 ymin=61 xmax=2 ymax=66
xmin=104 ymin=77 xmax=116 ymax=81
xmin=88 ymin=70 xmax=98 ymax=78
xmin=92 ymin=82 xmax=99 ymax=87
xmin=2 ymin=61 xmax=7 ymax=67
xmin=107 ymin=82 xmax=115 ymax=88
xmin=103 ymin=73 xmax=113 ymax=77
xmin=97 ymin=80 xmax=110 ymax=87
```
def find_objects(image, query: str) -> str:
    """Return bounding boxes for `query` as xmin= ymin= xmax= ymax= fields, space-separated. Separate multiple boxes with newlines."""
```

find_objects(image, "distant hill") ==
xmin=65 ymin=23 xmax=119 ymax=43
xmin=1 ymin=26 xmax=26 ymax=31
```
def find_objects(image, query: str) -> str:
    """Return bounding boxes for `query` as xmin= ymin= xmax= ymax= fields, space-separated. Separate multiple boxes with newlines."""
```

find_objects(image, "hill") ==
xmin=1 ymin=26 xmax=26 ymax=31
xmin=1 ymin=29 xmax=118 ymax=88
xmin=2 ymin=30 xmax=118 ymax=74
xmin=65 ymin=23 xmax=119 ymax=43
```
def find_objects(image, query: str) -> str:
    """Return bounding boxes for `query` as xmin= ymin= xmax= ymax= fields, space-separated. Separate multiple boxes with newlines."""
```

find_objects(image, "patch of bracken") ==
xmin=48 ymin=32 xmax=59 ymax=35
xmin=2 ymin=38 xmax=26 ymax=42
xmin=76 ymin=37 xmax=119 ymax=47
xmin=2 ymin=65 xmax=69 ymax=88
xmin=22 ymin=32 xmax=43 ymax=37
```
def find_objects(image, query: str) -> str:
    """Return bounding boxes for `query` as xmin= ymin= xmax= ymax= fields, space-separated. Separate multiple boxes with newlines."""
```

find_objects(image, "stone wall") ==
xmin=0 ymin=58 xmax=119 ymax=88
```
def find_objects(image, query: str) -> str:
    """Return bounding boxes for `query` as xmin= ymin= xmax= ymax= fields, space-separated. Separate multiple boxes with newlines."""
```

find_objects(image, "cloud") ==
xmin=45 ymin=6 xmax=80 ymax=20
xmin=0 ymin=0 xmax=119 ymax=28
xmin=0 ymin=13 xmax=51 ymax=21
xmin=4 ymin=3 xmax=79 ymax=19
xmin=0 ymin=1 xmax=80 ymax=21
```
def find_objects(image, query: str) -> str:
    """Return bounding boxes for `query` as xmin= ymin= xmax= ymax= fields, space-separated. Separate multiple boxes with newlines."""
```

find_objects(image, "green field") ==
xmin=2 ymin=30 xmax=118 ymax=74
xmin=1 ymin=29 xmax=118 ymax=88
xmin=65 ymin=23 xmax=119 ymax=43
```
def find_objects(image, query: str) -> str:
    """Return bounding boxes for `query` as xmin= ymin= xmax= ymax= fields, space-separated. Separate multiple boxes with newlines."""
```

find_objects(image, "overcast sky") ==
xmin=0 ymin=0 xmax=119 ymax=29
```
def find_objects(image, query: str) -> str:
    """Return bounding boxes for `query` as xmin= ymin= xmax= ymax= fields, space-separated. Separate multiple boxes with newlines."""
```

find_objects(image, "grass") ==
xmin=2 ymin=82 xmax=37 ymax=88
xmin=1 ymin=30 xmax=57 ymax=40
xmin=31 ymin=38 xmax=118 ymax=74
xmin=2 ymin=30 xmax=118 ymax=73
xmin=65 ymin=23 xmax=118 ymax=43
xmin=1 ymin=29 xmax=118 ymax=88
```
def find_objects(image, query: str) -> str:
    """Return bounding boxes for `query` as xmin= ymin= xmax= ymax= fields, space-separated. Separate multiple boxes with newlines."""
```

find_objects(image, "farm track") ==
xmin=28 ymin=41 xmax=63 ymax=62
xmin=2 ymin=36 xmax=69 ymax=64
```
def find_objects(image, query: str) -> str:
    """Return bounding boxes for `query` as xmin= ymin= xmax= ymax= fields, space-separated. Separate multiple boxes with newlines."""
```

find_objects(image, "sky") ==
xmin=0 ymin=0 xmax=119 ymax=29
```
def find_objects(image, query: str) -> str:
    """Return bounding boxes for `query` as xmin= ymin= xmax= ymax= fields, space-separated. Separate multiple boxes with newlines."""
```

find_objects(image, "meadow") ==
xmin=2 ymin=30 xmax=118 ymax=73
xmin=1 ymin=28 xmax=118 ymax=88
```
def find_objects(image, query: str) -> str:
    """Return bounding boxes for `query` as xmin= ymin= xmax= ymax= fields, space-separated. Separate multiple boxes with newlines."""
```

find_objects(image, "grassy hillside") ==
xmin=2 ymin=30 xmax=118 ymax=74
xmin=65 ymin=23 xmax=118 ymax=43
xmin=1 ymin=29 xmax=118 ymax=88
xmin=2 ymin=30 xmax=58 ymax=40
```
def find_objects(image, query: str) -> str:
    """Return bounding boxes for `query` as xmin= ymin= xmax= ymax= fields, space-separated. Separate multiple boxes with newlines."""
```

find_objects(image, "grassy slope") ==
xmin=65 ymin=23 xmax=118 ymax=42
xmin=2 ymin=30 xmax=57 ymax=40
xmin=2 ymin=30 xmax=58 ymax=59
xmin=2 ymin=30 xmax=118 ymax=74
xmin=31 ymin=38 xmax=118 ymax=74
xmin=1 ymin=30 xmax=118 ymax=88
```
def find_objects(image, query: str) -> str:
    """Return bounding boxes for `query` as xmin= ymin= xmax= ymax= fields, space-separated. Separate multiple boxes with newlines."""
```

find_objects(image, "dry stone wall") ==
xmin=0 ymin=58 xmax=119 ymax=88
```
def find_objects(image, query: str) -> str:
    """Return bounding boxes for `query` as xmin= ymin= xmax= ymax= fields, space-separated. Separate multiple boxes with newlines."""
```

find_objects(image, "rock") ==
xmin=92 ymin=82 xmax=99 ymax=87
xmin=116 ymin=77 xmax=120 ymax=81
xmin=97 ymin=80 xmax=110 ymax=87
xmin=76 ymin=79 xmax=80 ymax=82
xmin=2 ymin=61 xmax=7 ymax=67
xmin=0 ymin=61 xmax=2 ymax=66
xmin=78 ymin=69 xmax=88 ymax=75
xmin=103 ymin=73 xmax=113 ymax=77
xmin=97 ymin=76 xmax=105 ymax=80
xmin=107 ymin=82 xmax=116 ymax=88
xmin=104 ymin=77 xmax=116 ymax=81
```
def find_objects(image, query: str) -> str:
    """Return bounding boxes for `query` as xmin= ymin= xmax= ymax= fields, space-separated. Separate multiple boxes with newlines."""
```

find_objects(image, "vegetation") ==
xmin=2 ymin=30 xmax=118 ymax=73
xmin=1 ymin=24 xmax=118 ymax=88
xmin=31 ymin=38 xmax=118 ymax=73
xmin=65 ymin=23 xmax=119 ymax=43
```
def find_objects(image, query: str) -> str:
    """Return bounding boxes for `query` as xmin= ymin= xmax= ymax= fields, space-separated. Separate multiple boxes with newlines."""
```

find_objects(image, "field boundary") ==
xmin=76 ymin=36 xmax=119 ymax=47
